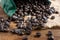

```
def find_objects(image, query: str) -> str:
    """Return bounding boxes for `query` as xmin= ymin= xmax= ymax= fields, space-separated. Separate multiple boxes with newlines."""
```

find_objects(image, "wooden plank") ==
xmin=0 ymin=29 xmax=60 ymax=40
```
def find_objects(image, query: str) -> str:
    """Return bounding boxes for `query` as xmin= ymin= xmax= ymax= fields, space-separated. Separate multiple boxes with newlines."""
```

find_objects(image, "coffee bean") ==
xmin=55 ymin=11 xmax=59 ymax=14
xmin=25 ymin=31 xmax=31 ymax=35
xmin=50 ymin=16 xmax=55 ymax=20
xmin=11 ymin=29 xmax=24 ymax=35
xmin=34 ymin=32 xmax=41 ymax=37
xmin=22 ymin=36 xmax=28 ymax=40
xmin=47 ymin=36 xmax=54 ymax=40
xmin=50 ymin=7 xmax=55 ymax=13
xmin=47 ymin=31 xmax=52 ymax=36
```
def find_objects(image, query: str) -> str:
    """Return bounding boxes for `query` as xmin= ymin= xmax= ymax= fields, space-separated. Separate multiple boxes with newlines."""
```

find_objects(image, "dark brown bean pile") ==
xmin=12 ymin=0 xmax=58 ymax=29
xmin=0 ymin=0 xmax=58 ymax=36
xmin=9 ymin=0 xmax=58 ymax=35
xmin=0 ymin=17 xmax=10 ymax=32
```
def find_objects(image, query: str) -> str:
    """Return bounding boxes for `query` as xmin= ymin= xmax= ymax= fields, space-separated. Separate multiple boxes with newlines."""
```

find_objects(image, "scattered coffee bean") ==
xmin=50 ymin=16 xmax=55 ymax=20
xmin=22 ymin=36 xmax=28 ymax=40
xmin=0 ymin=18 xmax=10 ymax=32
xmin=47 ymin=36 xmax=54 ymax=40
xmin=11 ymin=29 xmax=24 ymax=35
xmin=47 ymin=31 xmax=52 ymax=36
xmin=34 ymin=32 xmax=41 ymax=38
xmin=55 ymin=11 xmax=59 ymax=14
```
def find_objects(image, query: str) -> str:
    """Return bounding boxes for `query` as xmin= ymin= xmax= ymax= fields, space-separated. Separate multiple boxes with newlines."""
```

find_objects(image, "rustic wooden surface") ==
xmin=0 ymin=29 xmax=60 ymax=40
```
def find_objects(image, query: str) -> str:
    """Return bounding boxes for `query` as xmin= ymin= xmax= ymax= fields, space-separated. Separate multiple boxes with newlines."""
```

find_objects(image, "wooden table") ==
xmin=0 ymin=29 xmax=60 ymax=40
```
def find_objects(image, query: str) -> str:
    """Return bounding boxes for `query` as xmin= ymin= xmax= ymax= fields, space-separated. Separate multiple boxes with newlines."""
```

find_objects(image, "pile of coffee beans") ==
xmin=11 ymin=0 xmax=58 ymax=30
xmin=7 ymin=0 xmax=58 ymax=35
xmin=11 ymin=21 xmax=32 ymax=35
xmin=0 ymin=17 xmax=10 ymax=32
xmin=0 ymin=0 xmax=58 ymax=37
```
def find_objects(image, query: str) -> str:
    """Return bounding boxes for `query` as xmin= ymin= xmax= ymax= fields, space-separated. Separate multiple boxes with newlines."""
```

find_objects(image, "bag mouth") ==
xmin=0 ymin=0 xmax=17 ymax=17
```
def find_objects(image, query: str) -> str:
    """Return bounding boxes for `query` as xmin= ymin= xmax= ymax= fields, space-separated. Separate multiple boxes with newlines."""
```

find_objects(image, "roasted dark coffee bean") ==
xmin=10 ymin=29 xmax=15 ymax=33
xmin=47 ymin=31 xmax=52 ymax=36
xmin=18 ymin=17 xmax=24 ymax=21
xmin=47 ymin=10 xmax=53 ymax=15
xmin=24 ymin=12 xmax=28 ymax=16
xmin=50 ymin=7 xmax=55 ymax=13
xmin=25 ymin=31 xmax=31 ymax=35
xmin=16 ymin=22 xmax=25 ymax=29
xmin=11 ymin=29 xmax=24 ymax=35
xmin=26 ymin=26 xmax=32 ymax=31
xmin=18 ymin=31 xmax=24 ymax=35
xmin=34 ymin=32 xmax=41 ymax=37
xmin=14 ymin=20 xmax=20 ymax=23
xmin=43 ymin=20 xmax=47 ymax=23
xmin=0 ymin=26 xmax=9 ymax=32
xmin=14 ymin=17 xmax=24 ymax=23
xmin=22 ymin=36 xmax=28 ymax=40
xmin=8 ymin=17 xmax=12 ymax=21
xmin=55 ymin=11 xmax=59 ymax=14
xmin=11 ymin=15 xmax=18 ymax=21
xmin=0 ymin=17 xmax=4 ymax=22
xmin=0 ymin=18 xmax=10 ymax=32
xmin=47 ymin=36 xmax=54 ymax=40
xmin=50 ymin=16 xmax=55 ymax=20
xmin=24 ymin=27 xmax=31 ymax=35
xmin=0 ymin=26 xmax=4 ymax=32
xmin=4 ymin=20 xmax=10 ymax=26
